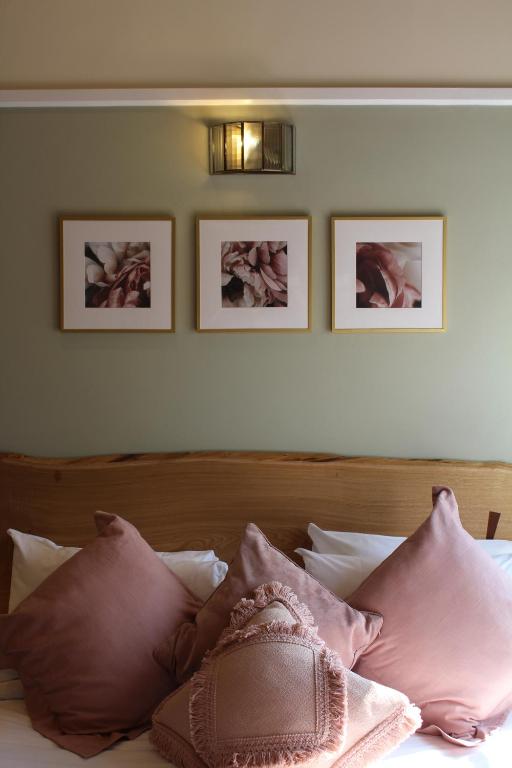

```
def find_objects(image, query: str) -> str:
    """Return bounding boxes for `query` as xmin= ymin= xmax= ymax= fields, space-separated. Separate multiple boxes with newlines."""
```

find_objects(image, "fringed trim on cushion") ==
xmin=189 ymin=658 xmax=217 ymax=764
xmin=334 ymin=702 xmax=422 ymax=768
xmin=210 ymin=618 xmax=324 ymax=660
xmin=151 ymin=724 xmax=206 ymax=768
xmin=322 ymin=647 xmax=348 ymax=752
xmin=228 ymin=582 xmax=315 ymax=634
xmin=190 ymin=618 xmax=347 ymax=768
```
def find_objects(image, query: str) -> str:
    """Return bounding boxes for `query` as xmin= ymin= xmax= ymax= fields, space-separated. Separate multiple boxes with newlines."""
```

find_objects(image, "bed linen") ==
xmin=1 ymin=700 xmax=510 ymax=768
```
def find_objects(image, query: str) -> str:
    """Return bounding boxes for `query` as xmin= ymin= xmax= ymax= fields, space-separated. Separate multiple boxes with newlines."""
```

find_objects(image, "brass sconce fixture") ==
xmin=209 ymin=121 xmax=295 ymax=174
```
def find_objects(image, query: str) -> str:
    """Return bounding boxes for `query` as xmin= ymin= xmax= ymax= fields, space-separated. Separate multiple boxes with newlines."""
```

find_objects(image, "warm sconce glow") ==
xmin=209 ymin=121 xmax=295 ymax=174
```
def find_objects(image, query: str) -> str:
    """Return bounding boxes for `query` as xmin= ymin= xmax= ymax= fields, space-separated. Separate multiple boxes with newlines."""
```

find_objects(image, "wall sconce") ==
xmin=209 ymin=122 xmax=295 ymax=174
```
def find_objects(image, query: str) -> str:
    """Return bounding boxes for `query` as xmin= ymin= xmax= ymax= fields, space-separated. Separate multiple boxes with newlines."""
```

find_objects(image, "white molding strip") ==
xmin=2 ymin=87 xmax=512 ymax=108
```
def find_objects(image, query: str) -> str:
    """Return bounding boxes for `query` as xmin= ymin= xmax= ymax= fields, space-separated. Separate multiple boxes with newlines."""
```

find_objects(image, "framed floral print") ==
xmin=332 ymin=216 xmax=446 ymax=332
xmin=60 ymin=215 xmax=174 ymax=331
xmin=196 ymin=215 xmax=311 ymax=332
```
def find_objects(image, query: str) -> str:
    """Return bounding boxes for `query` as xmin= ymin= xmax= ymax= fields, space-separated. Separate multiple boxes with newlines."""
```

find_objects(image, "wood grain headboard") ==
xmin=1 ymin=451 xmax=511 ymax=612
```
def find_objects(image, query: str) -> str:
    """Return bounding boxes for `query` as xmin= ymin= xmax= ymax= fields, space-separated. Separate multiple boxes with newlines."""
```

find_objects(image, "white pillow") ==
xmin=296 ymin=549 xmax=378 ymax=599
xmin=299 ymin=523 xmax=512 ymax=598
xmin=309 ymin=524 xmax=405 ymax=558
xmin=8 ymin=528 xmax=228 ymax=610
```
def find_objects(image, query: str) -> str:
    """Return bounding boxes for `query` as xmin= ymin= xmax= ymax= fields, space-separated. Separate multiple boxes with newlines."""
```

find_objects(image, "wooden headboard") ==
xmin=1 ymin=451 xmax=511 ymax=612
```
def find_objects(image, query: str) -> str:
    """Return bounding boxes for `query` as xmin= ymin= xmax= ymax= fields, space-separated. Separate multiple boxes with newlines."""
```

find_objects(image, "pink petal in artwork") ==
xmin=271 ymin=249 xmax=287 ymax=276
xmin=107 ymin=287 xmax=125 ymax=308
xmin=124 ymin=290 xmax=142 ymax=307
xmin=369 ymin=292 xmax=389 ymax=308
xmin=376 ymin=265 xmax=398 ymax=306
xmin=257 ymin=242 xmax=270 ymax=264
xmin=260 ymin=263 xmax=278 ymax=280
xmin=247 ymin=247 xmax=258 ymax=266
xmin=400 ymin=284 xmax=422 ymax=307
xmin=260 ymin=269 xmax=285 ymax=292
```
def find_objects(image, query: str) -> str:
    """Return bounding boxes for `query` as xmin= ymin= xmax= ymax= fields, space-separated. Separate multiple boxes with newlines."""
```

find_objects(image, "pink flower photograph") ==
xmin=85 ymin=241 xmax=151 ymax=308
xmin=60 ymin=216 xmax=174 ymax=331
xmin=197 ymin=216 xmax=310 ymax=331
xmin=356 ymin=242 xmax=422 ymax=309
xmin=332 ymin=216 xmax=445 ymax=332
xmin=221 ymin=241 xmax=288 ymax=308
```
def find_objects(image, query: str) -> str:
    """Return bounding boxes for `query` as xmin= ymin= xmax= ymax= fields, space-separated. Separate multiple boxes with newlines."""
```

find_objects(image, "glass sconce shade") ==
xmin=209 ymin=122 xmax=295 ymax=174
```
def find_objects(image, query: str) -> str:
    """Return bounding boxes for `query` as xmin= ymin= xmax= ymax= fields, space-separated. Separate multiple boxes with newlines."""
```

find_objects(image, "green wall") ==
xmin=1 ymin=106 xmax=511 ymax=460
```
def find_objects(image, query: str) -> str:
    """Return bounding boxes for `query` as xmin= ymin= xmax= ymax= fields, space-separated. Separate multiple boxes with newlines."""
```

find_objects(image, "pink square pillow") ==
xmin=0 ymin=512 xmax=201 ymax=757
xmin=348 ymin=486 xmax=512 ymax=745
xmin=152 ymin=582 xmax=420 ymax=768
xmin=157 ymin=523 xmax=382 ymax=683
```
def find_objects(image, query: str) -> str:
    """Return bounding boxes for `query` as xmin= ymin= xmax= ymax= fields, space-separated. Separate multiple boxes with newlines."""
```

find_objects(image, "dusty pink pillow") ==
xmin=0 ymin=512 xmax=201 ymax=757
xmin=349 ymin=486 xmax=512 ymax=745
xmin=152 ymin=582 xmax=420 ymax=768
xmin=157 ymin=523 xmax=382 ymax=683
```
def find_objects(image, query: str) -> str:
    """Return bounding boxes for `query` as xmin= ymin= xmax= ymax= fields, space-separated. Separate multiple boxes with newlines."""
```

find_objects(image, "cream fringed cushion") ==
xmin=151 ymin=582 xmax=421 ymax=768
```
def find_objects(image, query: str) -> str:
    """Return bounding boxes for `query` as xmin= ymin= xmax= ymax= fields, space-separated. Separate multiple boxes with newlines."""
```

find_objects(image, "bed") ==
xmin=1 ymin=450 xmax=511 ymax=767
xmin=1 ymin=699 xmax=510 ymax=767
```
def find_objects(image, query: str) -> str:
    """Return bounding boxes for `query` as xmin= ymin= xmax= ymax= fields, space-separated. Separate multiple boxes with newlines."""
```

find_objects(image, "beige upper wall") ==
xmin=1 ymin=0 xmax=512 ymax=88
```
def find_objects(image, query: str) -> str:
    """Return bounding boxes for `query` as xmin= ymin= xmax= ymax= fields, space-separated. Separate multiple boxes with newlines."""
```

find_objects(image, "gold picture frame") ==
xmin=59 ymin=215 xmax=175 ymax=332
xmin=331 ymin=215 xmax=446 ymax=333
xmin=196 ymin=214 xmax=312 ymax=332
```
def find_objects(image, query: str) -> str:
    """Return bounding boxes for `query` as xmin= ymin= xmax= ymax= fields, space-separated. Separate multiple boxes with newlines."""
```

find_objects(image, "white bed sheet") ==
xmin=0 ymin=700 xmax=510 ymax=767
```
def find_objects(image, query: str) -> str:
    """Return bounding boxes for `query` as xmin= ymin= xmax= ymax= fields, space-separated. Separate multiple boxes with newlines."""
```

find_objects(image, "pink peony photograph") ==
xmin=61 ymin=216 xmax=173 ymax=331
xmin=332 ymin=216 xmax=444 ymax=332
xmin=198 ymin=216 xmax=309 ymax=331
xmin=221 ymin=240 xmax=288 ymax=308
xmin=356 ymin=242 xmax=422 ymax=309
xmin=85 ymin=241 xmax=151 ymax=308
